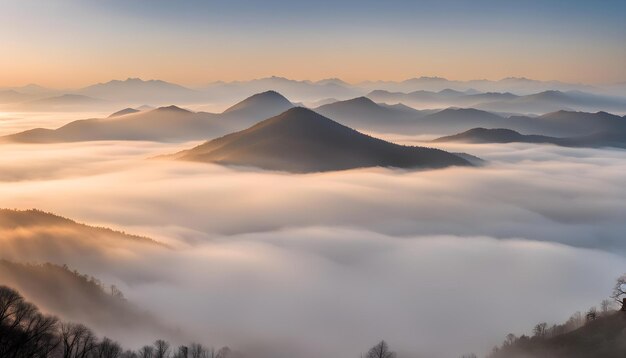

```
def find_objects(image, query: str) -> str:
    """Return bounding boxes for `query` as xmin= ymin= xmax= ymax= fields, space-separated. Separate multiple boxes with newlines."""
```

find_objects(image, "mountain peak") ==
xmin=152 ymin=105 xmax=192 ymax=114
xmin=108 ymin=108 xmax=140 ymax=118
xmin=223 ymin=90 xmax=292 ymax=114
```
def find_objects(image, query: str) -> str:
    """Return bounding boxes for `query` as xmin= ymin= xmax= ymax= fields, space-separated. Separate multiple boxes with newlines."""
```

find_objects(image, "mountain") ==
xmin=201 ymin=76 xmax=362 ymax=102
xmin=2 ymin=91 xmax=299 ymax=143
xmin=412 ymin=108 xmax=507 ymax=134
xmin=314 ymin=96 xmax=425 ymax=133
xmin=476 ymin=90 xmax=626 ymax=114
xmin=368 ymin=88 xmax=626 ymax=115
xmin=166 ymin=107 xmax=472 ymax=173
xmin=434 ymin=127 xmax=626 ymax=149
xmin=0 ymin=208 xmax=163 ymax=247
xmin=221 ymin=90 xmax=295 ymax=127
xmin=506 ymin=110 xmax=626 ymax=137
xmin=19 ymin=94 xmax=108 ymax=111
xmin=78 ymin=77 xmax=202 ymax=104
xmin=434 ymin=128 xmax=560 ymax=144
xmin=0 ymin=89 xmax=34 ymax=104
xmin=359 ymin=76 xmax=601 ymax=95
xmin=108 ymin=107 xmax=140 ymax=118
xmin=1 ymin=105 xmax=221 ymax=142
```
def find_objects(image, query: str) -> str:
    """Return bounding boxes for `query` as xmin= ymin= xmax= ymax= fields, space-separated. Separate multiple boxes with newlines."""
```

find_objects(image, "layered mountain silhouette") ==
xmin=165 ymin=107 xmax=472 ymax=173
xmin=2 ymin=91 xmax=296 ymax=143
xmin=434 ymin=127 xmax=626 ymax=149
xmin=369 ymin=88 xmax=626 ymax=115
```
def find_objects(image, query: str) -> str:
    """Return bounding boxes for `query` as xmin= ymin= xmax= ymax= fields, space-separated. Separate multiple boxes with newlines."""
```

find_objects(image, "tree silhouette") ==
xmin=154 ymin=339 xmax=171 ymax=358
xmin=61 ymin=322 xmax=98 ymax=358
xmin=365 ymin=340 xmax=396 ymax=358
xmin=612 ymin=274 xmax=626 ymax=311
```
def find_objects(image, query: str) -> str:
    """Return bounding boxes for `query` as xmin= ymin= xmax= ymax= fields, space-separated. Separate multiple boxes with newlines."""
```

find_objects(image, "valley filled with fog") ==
xmin=1 ymin=100 xmax=625 ymax=357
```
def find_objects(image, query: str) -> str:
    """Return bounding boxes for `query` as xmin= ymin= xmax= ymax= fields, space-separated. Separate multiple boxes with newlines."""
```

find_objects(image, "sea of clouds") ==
xmin=0 ymin=132 xmax=625 ymax=357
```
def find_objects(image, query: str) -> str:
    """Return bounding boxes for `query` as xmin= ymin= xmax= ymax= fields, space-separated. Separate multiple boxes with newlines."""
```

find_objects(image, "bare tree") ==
xmin=0 ymin=286 xmax=60 ymax=358
xmin=600 ymin=299 xmax=614 ymax=314
xmin=189 ymin=343 xmax=208 ymax=358
xmin=366 ymin=340 xmax=396 ymax=358
xmin=612 ymin=274 xmax=626 ymax=311
xmin=174 ymin=345 xmax=188 ymax=358
xmin=532 ymin=322 xmax=547 ymax=338
xmin=61 ymin=322 xmax=97 ymax=358
xmin=215 ymin=346 xmax=231 ymax=358
xmin=121 ymin=350 xmax=139 ymax=358
xmin=154 ymin=339 xmax=171 ymax=358
xmin=97 ymin=337 xmax=123 ymax=358
xmin=504 ymin=333 xmax=517 ymax=346
xmin=139 ymin=345 xmax=155 ymax=358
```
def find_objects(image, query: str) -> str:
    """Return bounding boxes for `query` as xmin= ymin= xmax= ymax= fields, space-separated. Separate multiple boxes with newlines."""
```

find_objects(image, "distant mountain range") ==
xmin=3 ymin=76 xmax=625 ymax=114
xmin=164 ymin=107 xmax=472 ymax=173
xmin=78 ymin=77 xmax=202 ymax=103
xmin=201 ymin=76 xmax=362 ymax=102
xmin=359 ymin=76 xmax=611 ymax=96
xmin=368 ymin=89 xmax=626 ymax=115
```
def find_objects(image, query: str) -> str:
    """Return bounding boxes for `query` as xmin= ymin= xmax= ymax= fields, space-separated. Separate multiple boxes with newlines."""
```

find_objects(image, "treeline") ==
xmin=488 ymin=274 xmax=626 ymax=358
xmin=0 ymin=285 xmax=234 ymax=358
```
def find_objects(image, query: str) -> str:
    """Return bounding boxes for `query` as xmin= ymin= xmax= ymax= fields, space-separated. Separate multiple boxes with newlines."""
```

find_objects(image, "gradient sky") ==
xmin=1 ymin=0 xmax=625 ymax=87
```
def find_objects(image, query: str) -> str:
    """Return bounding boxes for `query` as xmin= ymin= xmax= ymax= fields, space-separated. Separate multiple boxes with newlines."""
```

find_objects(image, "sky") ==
xmin=1 ymin=0 xmax=625 ymax=87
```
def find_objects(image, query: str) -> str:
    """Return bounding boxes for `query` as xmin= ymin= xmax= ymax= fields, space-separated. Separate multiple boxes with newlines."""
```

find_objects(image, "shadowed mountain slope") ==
xmin=167 ymin=107 xmax=472 ymax=173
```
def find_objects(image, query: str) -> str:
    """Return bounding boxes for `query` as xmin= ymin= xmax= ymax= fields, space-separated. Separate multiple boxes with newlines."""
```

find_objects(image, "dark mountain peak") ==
xmin=108 ymin=108 xmax=140 ymax=118
xmin=223 ymin=90 xmax=292 ymax=114
xmin=344 ymin=96 xmax=378 ymax=106
xmin=151 ymin=105 xmax=192 ymax=114
xmin=433 ymin=127 xmax=527 ymax=144
xmin=254 ymin=107 xmax=334 ymax=128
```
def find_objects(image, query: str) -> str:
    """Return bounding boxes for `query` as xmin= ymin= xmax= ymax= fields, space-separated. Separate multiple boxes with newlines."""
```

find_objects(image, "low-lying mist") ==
xmin=0 ymin=138 xmax=625 ymax=357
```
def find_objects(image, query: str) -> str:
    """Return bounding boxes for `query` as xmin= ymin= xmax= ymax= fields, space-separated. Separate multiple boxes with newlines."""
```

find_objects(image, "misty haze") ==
xmin=1 ymin=1 xmax=626 ymax=358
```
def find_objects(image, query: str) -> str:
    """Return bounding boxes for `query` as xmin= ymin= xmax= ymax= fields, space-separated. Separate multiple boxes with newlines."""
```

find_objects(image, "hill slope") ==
xmin=490 ymin=312 xmax=626 ymax=358
xmin=0 ymin=260 xmax=180 ymax=346
xmin=168 ymin=107 xmax=472 ymax=173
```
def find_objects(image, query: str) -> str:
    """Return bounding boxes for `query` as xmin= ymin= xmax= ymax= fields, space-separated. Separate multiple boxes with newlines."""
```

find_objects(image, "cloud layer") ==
xmin=0 ymin=139 xmax=625 ymax=357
